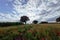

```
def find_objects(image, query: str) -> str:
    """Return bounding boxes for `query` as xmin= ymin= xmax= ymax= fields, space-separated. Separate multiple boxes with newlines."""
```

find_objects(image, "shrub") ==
xmin=40 ymin=21 xmax=48 ymax=24
xmin=33 ymin=20 xmax=38 ymax=24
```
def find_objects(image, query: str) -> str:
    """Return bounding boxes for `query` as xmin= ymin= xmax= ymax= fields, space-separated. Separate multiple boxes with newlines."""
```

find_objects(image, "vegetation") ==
xmin=0 ymin=24 xmax=60 ymax=40
xmin=20 ymin=16 xmax=30 ymax=24
xmin=33 ymin=20 xmax=38 ymax=24
xmin=56 ymin=17 xmax=60 ymax=22
xmin=0 ymin=16 xmax=60 ymax=40
xmin=0 ymin=22 xmax=24 ymax=27
xmin=40 ymin=21 xmax=48 ymax=24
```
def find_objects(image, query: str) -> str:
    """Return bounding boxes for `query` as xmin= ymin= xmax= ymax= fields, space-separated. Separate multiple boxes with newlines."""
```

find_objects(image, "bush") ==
xmin=40 ymin=21 xmax=48 ymax=24
xmin=33 ymin=20 xmax=38 ymax=24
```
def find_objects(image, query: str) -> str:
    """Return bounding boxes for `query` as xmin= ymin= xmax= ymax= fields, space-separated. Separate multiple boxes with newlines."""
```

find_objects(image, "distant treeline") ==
xmin=0 ymin=22 xmax=24 ymax=27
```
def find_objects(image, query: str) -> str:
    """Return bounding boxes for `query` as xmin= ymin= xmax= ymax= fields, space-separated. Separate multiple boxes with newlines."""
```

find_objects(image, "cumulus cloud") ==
xmin=13 ymin=0 xmax=60 ymax=22
xmin=0 ymin=0 xmax=60 ymax=23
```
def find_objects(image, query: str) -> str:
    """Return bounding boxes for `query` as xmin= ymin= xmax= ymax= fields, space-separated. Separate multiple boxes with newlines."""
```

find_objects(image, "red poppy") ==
xmin=56 ymin=32 xmax=60 ymax=36
xmin=41 ymin=38 xmax=45 ymax=40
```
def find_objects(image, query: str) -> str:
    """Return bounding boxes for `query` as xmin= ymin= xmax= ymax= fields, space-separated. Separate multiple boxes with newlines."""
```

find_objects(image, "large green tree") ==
xmin=20 ymin=16 xmax=29 ymax=24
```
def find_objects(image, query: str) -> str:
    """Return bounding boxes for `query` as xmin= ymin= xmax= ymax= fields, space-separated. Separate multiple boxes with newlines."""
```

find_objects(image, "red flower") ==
xmin=41 ymin=38 xmax=45 ymax=40
xmin=56 ymin=32 xmax=60 ymax=36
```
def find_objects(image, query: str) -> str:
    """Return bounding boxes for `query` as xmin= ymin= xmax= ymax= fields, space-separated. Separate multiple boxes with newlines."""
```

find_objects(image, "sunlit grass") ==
xmin=0 ymin=24 xmax=60 ymax=40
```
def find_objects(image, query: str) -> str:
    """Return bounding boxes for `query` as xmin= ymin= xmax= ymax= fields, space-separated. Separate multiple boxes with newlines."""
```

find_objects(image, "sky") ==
xmin=0 ymin=0 xmax=60 ymax=23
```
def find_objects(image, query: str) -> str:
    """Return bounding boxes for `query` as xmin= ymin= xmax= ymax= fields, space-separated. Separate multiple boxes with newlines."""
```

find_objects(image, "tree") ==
xmin=20 ymin=16 xmax=29 ymax=24
xmin=33 ymin=20 xmax=38 ymax=24
xmin=56 ymin=17 xmax=60 ymax=22
xmin=40 ymin=21 xmax=48 ymax=24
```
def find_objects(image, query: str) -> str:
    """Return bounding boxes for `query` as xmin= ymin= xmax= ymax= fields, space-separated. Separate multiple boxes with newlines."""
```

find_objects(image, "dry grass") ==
xmin=0 ymin=24 xmax=60 ymax=32
xmin=0 ymin=24 xmax=60 ymax=40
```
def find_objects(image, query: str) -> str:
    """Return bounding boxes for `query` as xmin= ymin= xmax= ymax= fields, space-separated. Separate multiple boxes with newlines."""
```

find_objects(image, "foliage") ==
xmin=40 ymin=21 xmax=48 ymax=24
xmin=0 ymin=25 xmax=60 ymax=40
xmin=20 ymin=16 xmax=30 ymax=24
xmin=33 ymin=20 xmax=38 ymax=24
xmin=0 ymin=22 xmax=24 ymax=27
xmin=0 ymin=29 xmax=18 ymax=40
xmin=56 ymin=17 xmax=60 ymax=22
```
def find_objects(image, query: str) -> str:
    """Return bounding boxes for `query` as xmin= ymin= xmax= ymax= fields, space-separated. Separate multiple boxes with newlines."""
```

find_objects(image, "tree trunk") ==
xmin=25 ymin=22 xmax=26 ymax=24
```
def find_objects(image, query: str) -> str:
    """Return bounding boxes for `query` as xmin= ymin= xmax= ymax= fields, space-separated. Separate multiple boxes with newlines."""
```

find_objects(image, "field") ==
xmin=0 ymin=24 xmax=60 ymax=40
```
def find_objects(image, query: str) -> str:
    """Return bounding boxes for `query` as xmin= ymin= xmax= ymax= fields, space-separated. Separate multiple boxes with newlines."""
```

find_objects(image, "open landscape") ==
xmin=0 ymin=24 xmax=60 ymax=40
xmin=0 ymin=0 xmax=60 ymax=40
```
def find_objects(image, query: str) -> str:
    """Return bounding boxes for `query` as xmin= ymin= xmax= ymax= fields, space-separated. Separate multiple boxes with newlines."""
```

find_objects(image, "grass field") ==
xmin=0 ymin=23 xmax=60 ymax=29
xmin=0 ymin=24 xmax=60 ymax=40
xmin=0 ymin=24 xmax=60 ymax=34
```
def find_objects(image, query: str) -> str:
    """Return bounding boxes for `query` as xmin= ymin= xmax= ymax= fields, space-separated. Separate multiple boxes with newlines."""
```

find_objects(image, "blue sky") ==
xmin=0 ymin=0 xmax=60 ymax=23
xmin=0 ymin=0 xmax=14 ymax=13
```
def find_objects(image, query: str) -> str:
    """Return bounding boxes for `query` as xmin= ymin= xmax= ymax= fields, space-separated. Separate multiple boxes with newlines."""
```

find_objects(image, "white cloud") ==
xmin=0 ymin=0 xmax=60 ymax=23
xmin=12 ymin=0 xmax=60 ymax=23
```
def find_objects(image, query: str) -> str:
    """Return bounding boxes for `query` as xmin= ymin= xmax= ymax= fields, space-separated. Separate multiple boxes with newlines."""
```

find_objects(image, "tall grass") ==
xmin=0 ymin=25 xmax=60 ymax=40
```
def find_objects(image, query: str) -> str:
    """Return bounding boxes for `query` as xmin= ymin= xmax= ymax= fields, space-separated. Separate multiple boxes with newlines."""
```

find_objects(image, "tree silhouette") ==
xmin=33 ymin=20 xmax=38 ymax=24
xmin=40 ymin=21 xmax=48 ymax=24
xmin=56 ymin=17 xmax=60 ymax=22
xmin=20 ymin=16 xmax=29 ymax=24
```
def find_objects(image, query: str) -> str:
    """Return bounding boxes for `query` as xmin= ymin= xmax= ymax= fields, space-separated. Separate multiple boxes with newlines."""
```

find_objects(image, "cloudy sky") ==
xmin=0 ymin=0 xmax=60 ymax=23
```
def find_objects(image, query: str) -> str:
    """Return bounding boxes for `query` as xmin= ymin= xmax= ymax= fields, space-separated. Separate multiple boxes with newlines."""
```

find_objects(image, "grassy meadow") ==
xmin=0 ymin=24 xmax=60 ymax=40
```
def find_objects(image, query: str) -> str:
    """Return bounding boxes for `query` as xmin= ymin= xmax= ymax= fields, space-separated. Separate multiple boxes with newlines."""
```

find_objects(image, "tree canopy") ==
xmin=20 ymin=16 xmax=29 ymax=24
xmin=33 ymin=20 xmax=38 ymax=24
xmin=56 ymin=17 xmax=60 ymax=22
